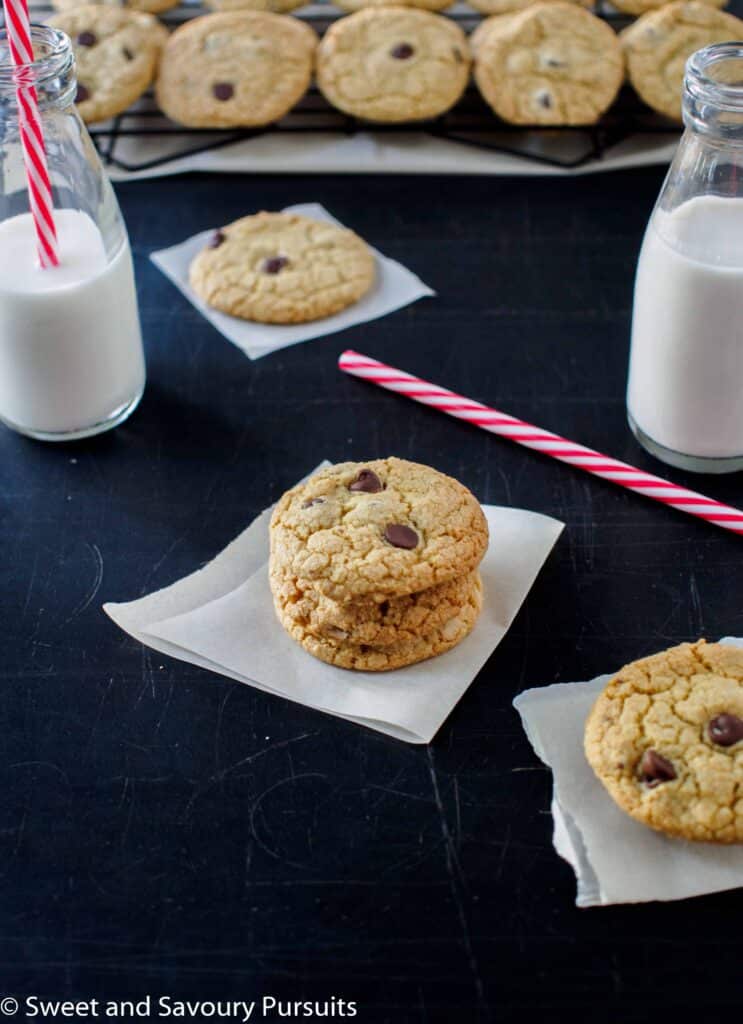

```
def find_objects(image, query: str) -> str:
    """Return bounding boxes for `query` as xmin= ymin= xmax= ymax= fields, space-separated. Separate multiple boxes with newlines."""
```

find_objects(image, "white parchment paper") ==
xmin=105 ymin=130 xmax=678 ymax=183
xmin=149 ymin=202 xmax=434 ymax=360
xmin=514 ymin=637 xmax=743 ymax=907
xmin=104 ymin=463 xmax=563 ymax=743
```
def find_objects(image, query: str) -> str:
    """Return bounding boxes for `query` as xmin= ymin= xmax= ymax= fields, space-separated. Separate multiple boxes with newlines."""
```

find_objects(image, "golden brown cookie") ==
xmin=622 ymin=2 xmax=743 ymax=121
xmin=189 ymin=212 xmax=376 ymax=324
xmin=49 ymin=6 xmax=167 ymax=124
xmin=269 ymin=458 xmax=489 ymax=603
xmin=584 ymin=641 xmax=743 ymax=844
xmin=473 ymin=3 xmax=624 ymax=125
xmin=272 ymin=568 xmax=482 ymax=647
xmin=275 ymin=572 xmax=483 ymax=670
xmin=316 ymin=8 xmax=470 ymax=123
xmin=155 ymin=12 xmax=317 ymax=128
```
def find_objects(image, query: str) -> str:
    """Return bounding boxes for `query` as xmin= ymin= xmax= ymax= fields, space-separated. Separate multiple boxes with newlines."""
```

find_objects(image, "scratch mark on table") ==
xmin=248 ymin=771 xmax=327 ymax=867
xmin=180 ymin=731 xmax=318 ymax=822
xmin=426 ymin=748 xmax=486 ymax=1011
xmin=63 ymin=543 xmax=103 ymax=624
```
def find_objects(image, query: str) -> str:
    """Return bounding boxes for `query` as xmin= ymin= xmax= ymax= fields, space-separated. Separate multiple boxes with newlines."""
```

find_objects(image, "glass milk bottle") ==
xmin=0 ymin=26 xmax=145 ymax=441
xmin=627 ymin=43 xmax=743 ymax=473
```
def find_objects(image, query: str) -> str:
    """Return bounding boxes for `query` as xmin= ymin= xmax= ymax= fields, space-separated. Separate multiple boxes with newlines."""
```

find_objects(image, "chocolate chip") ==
xmin=75 ymin=83 xmax=90 ymax=103
xmin=77 ymin=31 xmax=97 ymax=47
xmin=208 ymin=230 xmax=225 ymax=249
xmin=379 ymin=601 xmax=390 ymax=616
xmin=384 ymin=524 xmax=418 ymax=549
xmin=390 ymin=43 xmax=414 ymax=60
xmin=639 ymin=749 xmax=676 ymax=787
xmin=302 ymin=497 xmax=325 ymax=509
xmin=349 ymin=469 xmax=382 ymax=493
xmin=536 ymin=90 xmax=553 ymax=109
xmin=122 ymin=46 xmax=134 ymax=61
xmin=261 ymin=255 xmax=289 ymax=275
xmin=212 ymin=82 xmax=234 ymax=101
xmin=708 ymin=713 xmax=743 ymax=747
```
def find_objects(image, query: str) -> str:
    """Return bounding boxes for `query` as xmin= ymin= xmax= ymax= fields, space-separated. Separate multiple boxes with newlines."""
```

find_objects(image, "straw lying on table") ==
xmin=3 ymin=0 xmax=58 ymax=267
xmin=338 ymin=349 xmax=743 ymax=536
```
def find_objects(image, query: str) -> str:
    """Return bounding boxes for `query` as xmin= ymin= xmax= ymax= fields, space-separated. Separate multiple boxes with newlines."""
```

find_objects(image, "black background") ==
xmin=3 ymin=169 xmax=743 ymax=1021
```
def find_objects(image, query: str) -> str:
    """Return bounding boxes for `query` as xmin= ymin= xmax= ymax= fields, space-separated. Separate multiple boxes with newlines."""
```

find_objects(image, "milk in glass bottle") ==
xmin=627 ymin=42 xmax=743 ymax=473
xmin=0 ymin=26 xmax=145 ymax=441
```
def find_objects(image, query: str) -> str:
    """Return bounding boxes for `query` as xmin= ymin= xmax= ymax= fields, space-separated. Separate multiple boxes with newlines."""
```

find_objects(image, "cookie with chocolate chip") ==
xmin=272 ymin=567 xmax=482 ymax=648
xmin=584 ymin=640 xmax=743 ymax=843
xmin=473 ymin=2 xmax=624 ymax=126
xmin=316 ymin=8 xmax=470 ymax=123
xmin=155 ymin=11 xmax=316 ymax=128
xmin=274 ymin=572 xmax=483 ymax=671
xmin=621 ymin=2 xmax=743 ymax=122
xmin=189 ymin=211 xmax=375 ymax=323
xmin=49 ymin=6 xmax=168 ymax=123
xmin=269 ymin=458 xmax=489 ymax=603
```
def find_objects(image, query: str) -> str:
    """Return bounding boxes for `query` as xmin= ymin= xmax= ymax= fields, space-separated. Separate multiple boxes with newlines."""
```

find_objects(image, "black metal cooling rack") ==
xmin=32 ymin=0 xmax=682 ymax=173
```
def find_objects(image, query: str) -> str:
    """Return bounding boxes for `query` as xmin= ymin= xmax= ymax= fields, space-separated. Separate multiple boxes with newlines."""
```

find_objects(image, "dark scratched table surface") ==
xmin=3 ymin=170 xmax=743 ymax=1022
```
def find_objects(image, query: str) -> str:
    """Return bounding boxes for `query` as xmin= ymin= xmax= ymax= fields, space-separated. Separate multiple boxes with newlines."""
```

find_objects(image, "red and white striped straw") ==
xmin=2 ymin=0 xmax=59 ymax=267
xmin=338 ymin=349 xmax=743 ymax=536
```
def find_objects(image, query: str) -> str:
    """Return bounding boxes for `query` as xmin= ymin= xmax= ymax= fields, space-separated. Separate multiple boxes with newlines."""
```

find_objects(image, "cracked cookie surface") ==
xmin=269 ymin=458 xmax=489 ymax=603
xmin=272 ymin=567 xmax=482 ymax=647
xmin=621 ymin=2 xmax=743 ymax=121
xmin=316 ymin=7 xmax=470 ymax=123
xmin=584 ymin=640 xmax=743 ymax=843
xmin=156 ymin=11 xmax=317 ymax=128
xmin=275 ymin=572 xmax=483 ymax=670
xmin=189 ymin=211 xmax=375 ymax=323
xmin=49 ymin=6 xmax=168 ymax=123
xmin=473 ymin=2 xmax=624 ymax=126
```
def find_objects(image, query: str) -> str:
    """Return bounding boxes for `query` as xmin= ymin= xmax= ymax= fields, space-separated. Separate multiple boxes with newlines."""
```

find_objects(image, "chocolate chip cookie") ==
xmin=189 ymin=211 xmax=375 ymax=323
xmin=270 ymin=458 xmax=489 ymax=604
xmin=275 ymin=573 xmax=483 ymax=671
xmin=316 ymin=8 xmax=470 ymax=123
xmin=155 ymin=11 xmax=317 ymax=128
xmin=622 ymin=2 xmax=743 ymax=122
xmin=473 ymin=2 xmax=624 ymax=125
xmin=584 ymin=641 xmax=743 ymax=843
xmin=272 ymin=567 xmax=482 ymax=647
xmin=49 ymin=6 xmax=168 ymax=123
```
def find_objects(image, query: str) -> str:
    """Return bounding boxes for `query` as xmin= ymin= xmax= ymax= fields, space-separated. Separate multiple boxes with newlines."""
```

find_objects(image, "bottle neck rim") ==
xmin=0 ymin=25 xmax=75 ymax=106
xmin=684 ymin=42 xmax=743 ymax=138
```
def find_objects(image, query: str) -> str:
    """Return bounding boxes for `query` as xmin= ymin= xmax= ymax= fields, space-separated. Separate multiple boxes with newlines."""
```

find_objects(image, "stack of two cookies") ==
xmin=269 ymin=458 xmax=489 ymax=671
